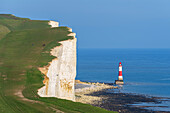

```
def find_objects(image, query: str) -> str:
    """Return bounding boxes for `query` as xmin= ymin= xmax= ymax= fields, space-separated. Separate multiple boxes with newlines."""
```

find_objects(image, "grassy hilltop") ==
xmin=0 ymin=14 xmax=116 ymax=113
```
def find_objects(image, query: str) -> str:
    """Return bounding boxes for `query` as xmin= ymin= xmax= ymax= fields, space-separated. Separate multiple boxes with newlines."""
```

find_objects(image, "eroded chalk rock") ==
xmin=48 ymin=21 xmax=59 ymax=28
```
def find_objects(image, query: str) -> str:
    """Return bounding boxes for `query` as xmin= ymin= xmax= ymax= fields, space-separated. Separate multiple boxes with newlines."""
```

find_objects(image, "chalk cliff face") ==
xmin=38 ymin=21 xmax=77 ymax=101
xmin=48 ymin=21 xmax=59 ymax=28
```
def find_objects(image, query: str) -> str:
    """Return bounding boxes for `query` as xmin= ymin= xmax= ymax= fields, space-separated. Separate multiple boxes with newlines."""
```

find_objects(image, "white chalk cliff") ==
xmin=48 ymin=21 xmax=59 ymax=28
xmin=38 ymin=21 xmax=77 ymax=101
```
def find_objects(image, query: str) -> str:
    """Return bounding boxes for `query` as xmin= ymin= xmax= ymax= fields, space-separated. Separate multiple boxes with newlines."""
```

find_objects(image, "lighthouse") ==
xmin=115 ymin=62 xmax=124 ymax=85
xmin=118 ymin=62 xmax=123 ymax=80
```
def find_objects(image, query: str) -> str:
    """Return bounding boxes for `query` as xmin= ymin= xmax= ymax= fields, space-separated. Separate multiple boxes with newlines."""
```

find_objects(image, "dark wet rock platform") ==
xmin=86 ymin=89 xmax=170 ymax=113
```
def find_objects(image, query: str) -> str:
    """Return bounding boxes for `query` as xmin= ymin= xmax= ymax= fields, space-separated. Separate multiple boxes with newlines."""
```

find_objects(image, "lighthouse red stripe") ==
xmin=119 ymin=71 xmax=122 ymax=76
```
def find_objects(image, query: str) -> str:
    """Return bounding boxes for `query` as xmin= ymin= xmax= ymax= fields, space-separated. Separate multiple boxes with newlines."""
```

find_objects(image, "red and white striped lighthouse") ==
xmin=115 ymin=62 xmax=124 ymax=85
xmin=118 ymin=62 xmax=123 ymax=81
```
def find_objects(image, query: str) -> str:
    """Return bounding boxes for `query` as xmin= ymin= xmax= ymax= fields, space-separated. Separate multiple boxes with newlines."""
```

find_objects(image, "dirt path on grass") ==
xmin=14 ymin=88 xmax=40 ymax=103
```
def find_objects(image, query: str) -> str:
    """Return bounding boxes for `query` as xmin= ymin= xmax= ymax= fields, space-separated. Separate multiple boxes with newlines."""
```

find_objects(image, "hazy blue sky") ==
xmin=1 ymin=0 xmax=170 ymax=48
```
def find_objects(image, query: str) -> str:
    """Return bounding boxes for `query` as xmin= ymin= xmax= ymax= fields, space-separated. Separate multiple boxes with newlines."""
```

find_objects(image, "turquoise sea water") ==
xmin=76 ymin=48 xmax=170 ymax=97
xmin=76 ymin=48 xmax=170 ymax=111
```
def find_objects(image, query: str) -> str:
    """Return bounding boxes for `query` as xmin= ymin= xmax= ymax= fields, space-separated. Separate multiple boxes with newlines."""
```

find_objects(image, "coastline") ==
xmin=75 ymin=80 xmax=170 ymax=113
xmin=75 ymin=80 xmax=118 ymax=104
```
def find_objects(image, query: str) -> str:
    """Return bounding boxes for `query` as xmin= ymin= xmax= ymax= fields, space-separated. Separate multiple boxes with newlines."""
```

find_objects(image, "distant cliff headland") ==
xmin=0 ymin=14 xmax=116 ymax=113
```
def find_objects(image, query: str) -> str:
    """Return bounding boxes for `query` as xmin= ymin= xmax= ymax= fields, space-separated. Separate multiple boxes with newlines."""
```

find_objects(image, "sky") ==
xmin=1 ymin=0 xmax=170 ymax=48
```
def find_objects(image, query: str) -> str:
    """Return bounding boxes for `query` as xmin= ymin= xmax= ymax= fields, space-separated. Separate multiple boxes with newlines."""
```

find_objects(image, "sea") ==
xmin=76 ymin=48 xmax=170 ymax=111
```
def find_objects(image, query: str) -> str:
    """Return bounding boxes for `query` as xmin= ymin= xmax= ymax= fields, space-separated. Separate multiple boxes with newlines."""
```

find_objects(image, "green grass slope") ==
xmin=0 ymin=24 xmax=10 ymax=40
xmin=0 ymin=14 xmax=117 ymax=113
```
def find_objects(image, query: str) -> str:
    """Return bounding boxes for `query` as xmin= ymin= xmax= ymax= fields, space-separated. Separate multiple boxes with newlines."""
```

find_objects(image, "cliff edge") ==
xmin=38 ymin=21 xmax=77 ymax=101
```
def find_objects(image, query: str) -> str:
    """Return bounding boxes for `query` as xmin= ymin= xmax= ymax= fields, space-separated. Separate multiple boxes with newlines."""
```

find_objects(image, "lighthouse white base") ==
xmin=118 ymin=76 xmax=123 ymax=80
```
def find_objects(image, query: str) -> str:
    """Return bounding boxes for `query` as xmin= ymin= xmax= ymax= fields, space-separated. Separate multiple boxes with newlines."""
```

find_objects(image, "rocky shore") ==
xmin=75 ymin=80 xmax=170 ymax=113
xmin=75 ymin=80 xmax=118 ymax=104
